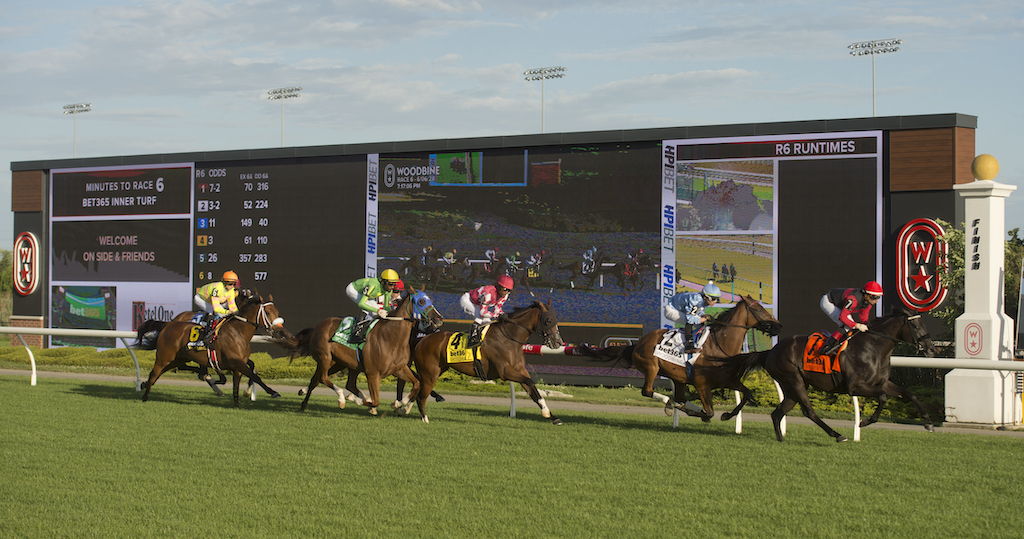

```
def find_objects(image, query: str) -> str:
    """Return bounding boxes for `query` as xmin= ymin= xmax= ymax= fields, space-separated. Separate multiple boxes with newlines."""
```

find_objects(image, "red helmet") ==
xmin=863 ymin=281 xmax=883 ymax=296
xmin=496 ymin=275 xmax=514 ymax=290
xmin=393 ymin=280 xmax=405 ymax=291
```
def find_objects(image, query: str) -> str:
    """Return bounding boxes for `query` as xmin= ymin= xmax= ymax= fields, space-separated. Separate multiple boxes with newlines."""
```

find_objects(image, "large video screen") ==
xmin=661 ymin=132 xmax=882 ymax=336
xmin=368 ymin=142 xmax=661 ymax=346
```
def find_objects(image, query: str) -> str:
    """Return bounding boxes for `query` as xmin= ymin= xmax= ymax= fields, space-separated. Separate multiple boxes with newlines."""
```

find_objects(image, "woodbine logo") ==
xmin=895 ymin=218 xmax=948 ymax=312
xmin=14 ymin=231 xmax=39 ymax=296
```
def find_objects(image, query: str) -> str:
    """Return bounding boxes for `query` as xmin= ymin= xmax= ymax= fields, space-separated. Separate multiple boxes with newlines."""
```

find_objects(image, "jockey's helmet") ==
xmin=496 ymin=275 xmax=514 ymax=291
xmin=222 ymin=270 xmax=239 ymax=285
xmin=702 ymin=281 xmax=721 ymax=299
xmin=863 ymin=281 xmax=883 ymax=297
xmin=379 ymin=269 xmax=400 ymax=286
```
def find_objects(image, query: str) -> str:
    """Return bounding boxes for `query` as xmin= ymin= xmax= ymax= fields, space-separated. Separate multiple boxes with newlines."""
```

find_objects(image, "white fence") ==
xmin=3 ymin=327 xmax=1022 ymax=437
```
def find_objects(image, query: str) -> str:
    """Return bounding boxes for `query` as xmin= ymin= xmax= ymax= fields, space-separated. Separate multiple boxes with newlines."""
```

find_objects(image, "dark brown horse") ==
xmin=557 ymin=255 xmax=608 ymax=290
xmin=291 ymin=287 xmax=444 ymax=415
xmin=584 ymin=295 xmax=782 ymax=421
xmin=137 ymin=293 xmax=289 ymax=406
xmin=410 ymin=301 xmax=564 ymax=424
xmin=753 ymin=307 xmax=936 ymax=442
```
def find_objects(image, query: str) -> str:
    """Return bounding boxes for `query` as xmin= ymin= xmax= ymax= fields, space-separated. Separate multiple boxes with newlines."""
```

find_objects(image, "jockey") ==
xmin=345 ymin=268 xmax=401 ymax=343
xmin=504 ymin=250 xmax=521 ymax=271
xmin=461 ymin=274 xmax=514 ymax=348
xmin=419 ymin=245 xmax=434 ymax=267
xmin=441 ymin=249 xmax=457 ymax=266
xmin=525 ymin=250 xmax=545 ymax=273
xmin=388 ymin=279 xmax=405 ymax=312
xmin=193 ymin=270 xmax=240 ymax=344
xmin=820 ymin=281 xmax=883 ymax=352
xmin=582 ymin=246 xmax=598 ymax=274
xmin=664 ymin=281 xmax=722 ymax=354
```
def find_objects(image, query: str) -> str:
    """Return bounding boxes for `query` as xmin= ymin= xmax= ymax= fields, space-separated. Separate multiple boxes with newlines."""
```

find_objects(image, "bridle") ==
xmin=497 ymin=306 xmax=560 ymax=346
xmin=232 ymin=300 xmax=283 ymax=333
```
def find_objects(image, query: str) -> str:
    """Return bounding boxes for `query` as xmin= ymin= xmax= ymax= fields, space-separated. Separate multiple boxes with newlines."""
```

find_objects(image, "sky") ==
xmin=2 ymin=0 xmax=1023 ymax=243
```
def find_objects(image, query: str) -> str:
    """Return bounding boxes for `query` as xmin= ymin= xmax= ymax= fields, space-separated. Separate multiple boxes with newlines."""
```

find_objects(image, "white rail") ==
xmin=0 ymin=327 xmax=276 ymax=391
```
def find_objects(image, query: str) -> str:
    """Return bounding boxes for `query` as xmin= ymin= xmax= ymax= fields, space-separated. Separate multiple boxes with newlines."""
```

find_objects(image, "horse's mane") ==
xmin=504 ymin=301 xmax=544 ymax=319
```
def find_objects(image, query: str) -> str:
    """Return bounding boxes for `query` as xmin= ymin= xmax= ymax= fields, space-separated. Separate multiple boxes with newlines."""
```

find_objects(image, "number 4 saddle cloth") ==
xmin=445 ymin=326 xmax=490 ymax=364
xmin=802 ymin=333 xmax=848 ymax=375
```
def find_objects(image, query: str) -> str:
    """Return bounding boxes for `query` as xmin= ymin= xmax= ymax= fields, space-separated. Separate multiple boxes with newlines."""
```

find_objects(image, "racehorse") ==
xmin=557 ymin=254 xmax=608 ymax=290
xmin=593 ymin=252 xmax=656 ymax=291
xmin=410 ymin=301 xmax=564 ymax=424
xmin=753 ymin=306 xmax=936 ymax=442
xmin=137 ymin=293 xmax=290 ymax=406
xmin=289 ymin=287 xmax=445 ymax=413
xmin=583 ymin=295 xmax=782 ymax=421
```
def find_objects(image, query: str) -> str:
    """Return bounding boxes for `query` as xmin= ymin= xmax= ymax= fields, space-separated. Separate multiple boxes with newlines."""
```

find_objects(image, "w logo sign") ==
xmin=895 ymin=219 xmax=948 ymax=312
xmin=13 ymin=232 xmax=39 ymax=296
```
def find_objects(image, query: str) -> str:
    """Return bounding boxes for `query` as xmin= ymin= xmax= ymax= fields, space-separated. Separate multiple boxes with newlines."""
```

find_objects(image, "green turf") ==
xmin=1 ymin=376 xmax=1019 ymax=538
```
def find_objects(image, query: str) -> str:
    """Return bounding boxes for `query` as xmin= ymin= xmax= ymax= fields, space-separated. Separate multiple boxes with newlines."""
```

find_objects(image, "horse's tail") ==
xmin=731 ymin=349 xmax=771 ymax=378
xmin=288 ymin=328 xmax=315 ymax=363
xmin=577 ymin=344 xmax=635 ymax=368
xmin=134 ymin=319 xmax=166 ymax=350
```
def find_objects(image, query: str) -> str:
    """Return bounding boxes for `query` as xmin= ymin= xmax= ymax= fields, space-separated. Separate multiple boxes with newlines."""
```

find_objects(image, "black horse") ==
xmin=750 ymin=306 xmax=936 ymax=442
xmin=593 ymin=252 xmax=656 ymax=291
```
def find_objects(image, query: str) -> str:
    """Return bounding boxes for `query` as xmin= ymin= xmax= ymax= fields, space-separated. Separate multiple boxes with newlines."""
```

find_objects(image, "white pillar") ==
xmin=945 ymin=170 xmax=1019 ymax=425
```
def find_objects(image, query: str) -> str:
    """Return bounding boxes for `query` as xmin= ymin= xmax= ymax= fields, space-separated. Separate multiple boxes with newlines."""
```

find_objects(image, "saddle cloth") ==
xmin=330 ymin=317 xmax=379 ymax=351
xmin=653 ymin=329 xmax=698 ymax=367
xmin=445 ymin=326 xmax=490 ymax=364
xmin=802 ymin=333 xmax=847 ymax=374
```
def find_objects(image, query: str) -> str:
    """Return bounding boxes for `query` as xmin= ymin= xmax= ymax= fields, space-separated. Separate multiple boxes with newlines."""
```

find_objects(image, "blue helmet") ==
xmin=702 ymin=281 xmax=721 ymax=299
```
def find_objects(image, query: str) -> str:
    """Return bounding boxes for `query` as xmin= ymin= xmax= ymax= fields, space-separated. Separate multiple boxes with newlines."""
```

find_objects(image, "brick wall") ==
xmin=8 ymin=316 xmax=44 ymax=347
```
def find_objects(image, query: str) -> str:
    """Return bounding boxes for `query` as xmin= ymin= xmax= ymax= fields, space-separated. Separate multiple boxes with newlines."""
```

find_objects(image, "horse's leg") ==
xmin=860 ymin=394 xmax=887 ymax=428
xmin=721 ymin=383 xmax=753 ymax=421
xmin=500 ymin=366 xmax=561 ymax=425
xmin=364 ymin=371 xmax=382 ymax=416
xmin=638 ymin=361 xmax=673 ymax=415
xmin=881 ymin=380 xmax=935 ymax=432
xmin=392 ymin=365 xmax=421 ymax=415
xmin=787 ymin=384 xmax=848 ymax=443
xmin=239 ymin=360 xmax=280 ymax=399
xmin=691 ymin=381 xmax=715 ymax=423
xmin=141 ymin=348 xmax=179 ymax=401
xmin=343 ymin=368 xmax=365 ymax=404
xmin=231 ymin=370 xmax=242 ymax=407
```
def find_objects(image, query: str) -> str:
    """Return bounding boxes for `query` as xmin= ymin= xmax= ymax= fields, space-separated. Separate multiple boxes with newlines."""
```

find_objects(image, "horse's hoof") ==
xmin=701 ymin=415 xmax=712 ymax=423
xmin=663 ymin=404 xmax=674 ymax=417
xmin=434 ymin=395 xmax=445 ymax=403
xmin=337 ymin=400 xmax=345 ymax=409
xmin=836 ymin=435 xmax=849 ymax=443
xmin=924 ymin=424 xmax=935 ymax=432
xmin=392 ymin=400 xmax=402 ymax=409
xmin=422 ymin=416 xmax=430 ymax=424
xmin=298 ymin=389 xmax=306 ymax=396
xmin=369 ymin=408 xmax=378 ymax=416
xmin=551 ymin=418 xmax=563 ymax=426
xmin=270 ymin=392 xmax=281 ymax=398
xmin=721 ymin=412 xmax=734 ymax=421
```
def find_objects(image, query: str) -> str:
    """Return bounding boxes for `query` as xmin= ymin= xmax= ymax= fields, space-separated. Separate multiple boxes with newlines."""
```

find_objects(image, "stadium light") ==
xmin=848 ymin=38 xmax=902 ymax=117
xmin=266 ymin=86 xmax=302 ymax=146
xmin=523 ymin=66 xmax=566 ymax=133
xmin=62 ymin=102 xmax=92 ymax=157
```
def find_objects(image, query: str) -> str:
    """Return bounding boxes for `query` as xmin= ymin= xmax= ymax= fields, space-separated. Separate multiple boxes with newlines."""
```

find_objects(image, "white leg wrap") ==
xmin=538 ymin=397 xmax=551 ymax=418
xmin=334 ymin=387 xmax=347 ymax=408
xmin=654 ymin=393 xmax=670 ymax=404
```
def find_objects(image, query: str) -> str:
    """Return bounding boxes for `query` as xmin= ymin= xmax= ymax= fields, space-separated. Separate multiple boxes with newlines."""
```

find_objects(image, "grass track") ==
xmin=1 ymin=376 xmax=1020 ymax=537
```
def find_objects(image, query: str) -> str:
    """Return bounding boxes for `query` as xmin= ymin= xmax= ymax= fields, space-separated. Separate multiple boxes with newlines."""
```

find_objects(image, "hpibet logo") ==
xmin=895 ymin=218 xmax=947 ymax=312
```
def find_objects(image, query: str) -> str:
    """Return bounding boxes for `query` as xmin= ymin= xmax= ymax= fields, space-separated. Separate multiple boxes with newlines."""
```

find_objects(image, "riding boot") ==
xmin=467 ymin=323 xmax=484 ymax=348
xmin=350 ymin=319 xmax=371 ymax=344
xmin=822 ymin=330 xmax=846 ymax=355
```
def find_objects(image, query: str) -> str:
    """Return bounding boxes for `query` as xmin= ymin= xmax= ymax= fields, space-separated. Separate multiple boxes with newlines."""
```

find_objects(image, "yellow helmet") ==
xmin=379 ymin=269 xmax=399 ymax=282
xmin=222 ymin=270 xmax=239 ymax=283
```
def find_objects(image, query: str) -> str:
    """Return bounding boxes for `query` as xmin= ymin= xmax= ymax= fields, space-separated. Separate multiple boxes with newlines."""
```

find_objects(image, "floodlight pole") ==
xmin=848 ymin=39 xmax=902 ymax=116
xmin=266 ymin=86 xmax=302 ymax=146
xmin=62 ymin=103 xmax=92 ymax=157
xmin=523 ymin=66 xmax=567 ymax=133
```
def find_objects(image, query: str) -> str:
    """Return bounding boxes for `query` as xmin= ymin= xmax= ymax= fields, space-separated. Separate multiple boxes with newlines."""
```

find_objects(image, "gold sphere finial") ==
xmin=972 ymin=154 xmax=999 ymax=181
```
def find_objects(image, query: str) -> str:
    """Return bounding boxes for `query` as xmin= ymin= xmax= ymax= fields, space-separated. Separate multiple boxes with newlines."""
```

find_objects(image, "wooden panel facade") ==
xmin=889 ymin=127 xmax=975 ymax=191
xmin=11 ymin=170 xmax=44 ymax=212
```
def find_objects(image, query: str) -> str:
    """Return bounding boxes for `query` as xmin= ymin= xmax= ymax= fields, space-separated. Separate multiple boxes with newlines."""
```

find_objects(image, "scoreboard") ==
xmin=49 ymin=159 xmax=368 ymax=336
